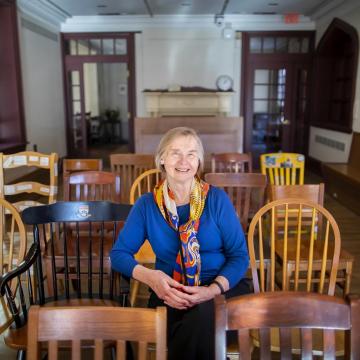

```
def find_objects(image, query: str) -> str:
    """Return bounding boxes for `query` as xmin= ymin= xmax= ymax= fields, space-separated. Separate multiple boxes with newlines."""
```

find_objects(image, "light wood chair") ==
xmin=215 ymin=291 xmax=360 ymax=359
xmin=260 ymin=152 xmax=305 ymax=185
xmin=211 ymin=152 xmax=252 ymax=173
xmin=129 ymin=168 xmax=161 ymax=205
xmin=248 ymin=199 xmax=341 ymax=294
xmin=63 ymin=158 xmax=103 ymax=180
xmin=247 ymin=199 xmax=344 ymax=355
xmin=0 ymin=151 xmax=58 ymax=212
xmin=0 ymin=199 xmax=27 ymax=334
xmin=110 ymin=153 xmax=155 ymax=203
xmin=204 ymin=172 xmax=267 ymax=232
xmin=27 ymin=305 xmax=166 ymax=360
xmin=129 ymin=169 xmax=162 ymax=307
xmin=268 ymin=184 xmax=354 ymax=296
xmin=64 ymin=170 xmax=121 ymax=202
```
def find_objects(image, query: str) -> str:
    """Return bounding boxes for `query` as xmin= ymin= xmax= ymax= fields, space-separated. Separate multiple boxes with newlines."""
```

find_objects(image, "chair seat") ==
xmin=3 ymin=298 xmax=120 ymax=350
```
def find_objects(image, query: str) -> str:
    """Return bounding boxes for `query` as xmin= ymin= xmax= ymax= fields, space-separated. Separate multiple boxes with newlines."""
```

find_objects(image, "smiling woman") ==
xmin=111 ymin=126 xmax=250 ymax=360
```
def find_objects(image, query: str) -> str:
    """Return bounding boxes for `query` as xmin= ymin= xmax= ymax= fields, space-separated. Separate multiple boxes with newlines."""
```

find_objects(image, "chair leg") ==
xmin=16 ymin=349 xmax=26 ymax=360
xmin=130 ymin=280 xmax=140 ymax=307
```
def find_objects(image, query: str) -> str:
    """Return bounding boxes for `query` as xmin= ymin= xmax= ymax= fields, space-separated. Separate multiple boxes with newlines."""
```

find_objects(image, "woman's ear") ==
xmin=160 ymin=159 xmax=164 ymax=165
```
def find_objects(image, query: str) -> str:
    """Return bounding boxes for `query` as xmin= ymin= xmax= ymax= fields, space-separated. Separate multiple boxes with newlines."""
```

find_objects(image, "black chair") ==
xmin=0 ymin=201 xmax=132 ymax=359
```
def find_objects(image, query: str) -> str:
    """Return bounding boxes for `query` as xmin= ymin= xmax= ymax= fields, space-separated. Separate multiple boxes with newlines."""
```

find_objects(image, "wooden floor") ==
xmin=1 ymin=170 xmax=359 ymax=358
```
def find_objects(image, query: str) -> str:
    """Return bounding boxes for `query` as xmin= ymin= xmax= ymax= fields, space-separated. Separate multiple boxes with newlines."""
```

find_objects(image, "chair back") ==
xmin=0 ymin=199 xmax=27 ymax=333
xmin=22 ymin=201 xmax=131 ymax=303
xmin=128 ymin=168 xmax=161 ymax=306
xmin=63 ymin=158 xmax=103 ymax=179
xmin=111 ymin=154 xmax=155 ymax=203
xmin=268 ymin=183 xmax=325 ymax=205
xmin=204 ymin=173 xmax=267 ymax=231
xmin=215 ymin=292 xmax=360 ymax=360
xmin=0 ymin=151 xmax=58 ymax=212
xmin=260 ymin=153 xmax=305 ymax=185
xmin=64 ymin=170 xmax=120 ymax=202
xmin=129 ymin=169 xmax=162 ymax=205
xmin=211 ymin=152 xmax=252 ymax=173
xmin=247 ymin=199 xmax=341 ymax=294
xmin=27 ymin=305 xmax=167 ymax=360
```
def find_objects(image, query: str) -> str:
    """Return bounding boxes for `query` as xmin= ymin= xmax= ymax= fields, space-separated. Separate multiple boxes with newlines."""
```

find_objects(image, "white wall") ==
xmin=136 ymin=28 xmax=241 ymax=117
xmin=309 ymin=6 xmax=360 ymax=162
xmin=18 ymin=17 xmax=66 ymax=157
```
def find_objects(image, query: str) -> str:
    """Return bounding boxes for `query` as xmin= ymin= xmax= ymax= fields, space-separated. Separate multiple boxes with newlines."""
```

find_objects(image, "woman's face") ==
xmin=162 ymin=135 xmax=200 ymax=186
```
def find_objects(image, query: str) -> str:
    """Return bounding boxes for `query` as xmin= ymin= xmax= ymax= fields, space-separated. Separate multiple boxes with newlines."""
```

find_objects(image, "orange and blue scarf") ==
xmin=154 ymin=178 xmax=210 ymax=286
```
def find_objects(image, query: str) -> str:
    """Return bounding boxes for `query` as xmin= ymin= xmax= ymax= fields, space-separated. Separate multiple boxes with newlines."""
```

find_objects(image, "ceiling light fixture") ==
xmin=222 ymin=22 xmax=234 ymax=40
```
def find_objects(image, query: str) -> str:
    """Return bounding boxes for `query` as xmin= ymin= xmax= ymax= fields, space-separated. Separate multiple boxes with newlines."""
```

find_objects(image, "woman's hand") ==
xmin=149 ymin=270 xmax=191 ymax=309
xmin=181 ymin=276 xmax=229 ymax=307
xmin=133 ymin=265 xmax=190 ymax=310
xmin=181 ymin=284 xmax=219 ymax=306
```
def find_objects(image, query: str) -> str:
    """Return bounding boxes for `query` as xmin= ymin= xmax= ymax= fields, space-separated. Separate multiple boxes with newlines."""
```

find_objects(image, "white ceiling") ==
xmin=46 ymin=0 xmax=344 ymax=18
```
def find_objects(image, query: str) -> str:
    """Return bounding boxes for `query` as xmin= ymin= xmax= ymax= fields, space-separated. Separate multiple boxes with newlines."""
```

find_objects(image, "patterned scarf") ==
xmin=154 ymin=177 xmax=210 ymax=286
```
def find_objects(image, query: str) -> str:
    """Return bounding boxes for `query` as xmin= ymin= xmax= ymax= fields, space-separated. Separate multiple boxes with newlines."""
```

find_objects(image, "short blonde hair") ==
xmin=155 ymin=127 xmax=204 ymax=174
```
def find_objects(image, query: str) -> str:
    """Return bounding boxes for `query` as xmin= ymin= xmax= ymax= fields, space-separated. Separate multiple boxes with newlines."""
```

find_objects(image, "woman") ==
xmin=110 ymin=127 xmax=249 ymax=360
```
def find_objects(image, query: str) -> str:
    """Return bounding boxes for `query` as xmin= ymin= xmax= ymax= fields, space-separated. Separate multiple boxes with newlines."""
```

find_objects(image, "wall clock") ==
xmin=216 ymin=75 xmax=233 ymax=91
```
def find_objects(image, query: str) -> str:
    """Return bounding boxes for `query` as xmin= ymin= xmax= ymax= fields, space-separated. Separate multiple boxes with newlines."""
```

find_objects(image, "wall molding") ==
xmin=60 ymin=14 xmax=315 ymax=33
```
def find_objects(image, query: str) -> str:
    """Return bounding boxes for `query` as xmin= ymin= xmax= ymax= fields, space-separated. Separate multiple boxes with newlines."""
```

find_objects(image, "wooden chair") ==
xmin=0 ymin=201 xmax=132 ymax=357
xmin=215 ymin=291 xmax=360 ymax=359
xmin=63 ymin=158 xmax=103 ymax=180
xmin=248 ymin=199 xmax=341 ymax=294
xmin=0 ymin=151 xmax=58 ymax=212
xmin=204 ymin=173 xmax=267 ymax=231
xmin=110 ymin=153 xmax=155 ymax=203
xmin=129 ymin=169 xmax=161 ymax=307
xmin=0 ymin=199 xmax=27 ymax=334
xmin=129 ymin=168 xmax=161 ymax=205
xmin=64 ymin=171 xmax=120 ymax=202
xmin=260 ymin=152 xmax=305 ymax=185
xmin=27 ymin=305 xmax=167 ymax=360
xmin=211 ymin=152 xmax=252 ymax=173
xmin=268 ymin=184 xmax=354 ymax=296
xmin=247 ymin=199 xmax=343 ymax=355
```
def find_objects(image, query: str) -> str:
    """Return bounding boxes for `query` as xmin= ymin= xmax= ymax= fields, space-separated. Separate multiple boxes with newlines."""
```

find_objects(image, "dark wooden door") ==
xmin=242 ymin=32 xmax=314 ymax=167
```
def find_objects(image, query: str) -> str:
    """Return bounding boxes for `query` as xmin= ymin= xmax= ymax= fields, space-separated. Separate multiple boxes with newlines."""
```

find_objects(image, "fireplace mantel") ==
xmin=144 ymin=91 xmax=233 ymax=117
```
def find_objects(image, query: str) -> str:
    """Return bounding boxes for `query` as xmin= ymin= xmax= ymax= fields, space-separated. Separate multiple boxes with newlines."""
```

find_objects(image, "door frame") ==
xmin=61 ymin=32 xmax=136 ymax=156
xmin=241 ymin=31 xmax=315 ymax=160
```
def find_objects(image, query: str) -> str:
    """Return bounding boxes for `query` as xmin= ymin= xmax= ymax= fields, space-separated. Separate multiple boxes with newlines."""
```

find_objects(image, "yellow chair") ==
xmin=129 ymin=169 xmax=162 ymax=306
xmin=0 ymin=199 xmax=27 ymax=334
xmin=0 ymin=151 xmax=58 ymax=212
xmin=260 ymin=152 xmax=305 ymax=185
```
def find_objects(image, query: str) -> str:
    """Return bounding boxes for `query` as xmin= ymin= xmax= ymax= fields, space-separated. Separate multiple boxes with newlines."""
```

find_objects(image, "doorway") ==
xmin=62 ymin=33 xmax=136 ymax=158
xmin=242 ymin=32 xmax=314 ymax=167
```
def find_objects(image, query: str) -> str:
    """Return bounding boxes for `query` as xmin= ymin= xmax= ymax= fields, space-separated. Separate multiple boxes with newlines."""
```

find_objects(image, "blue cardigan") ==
xmin=110 ymin=186 xmax=249 ymax=288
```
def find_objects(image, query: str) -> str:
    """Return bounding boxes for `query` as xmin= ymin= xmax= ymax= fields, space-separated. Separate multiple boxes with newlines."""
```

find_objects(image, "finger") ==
xmin=166 ymin=290 xmax=191 ymax=307
xmin=164 ymin=300 xmax=187 ymax=310
xmin=181 ymin=286 xmax=199 ymax=294
xmin=164 ymin=294 xmax=189 ymax=309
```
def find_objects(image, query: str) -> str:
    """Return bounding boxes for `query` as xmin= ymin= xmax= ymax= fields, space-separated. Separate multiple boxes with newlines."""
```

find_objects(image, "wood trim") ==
xmin=0 ymin=1 xmax=26 ymax=147
xmin=311 ymin=18 xmax=359 ymax=133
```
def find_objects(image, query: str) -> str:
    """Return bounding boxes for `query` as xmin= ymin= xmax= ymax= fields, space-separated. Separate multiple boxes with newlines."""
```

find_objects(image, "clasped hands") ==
xmin=150 ymin=270 xmax=220 ymax=310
